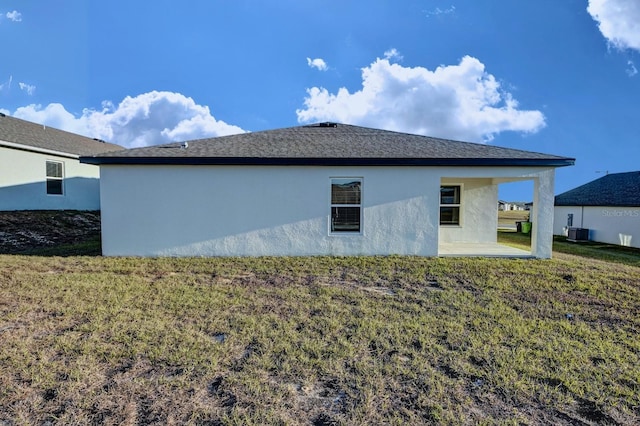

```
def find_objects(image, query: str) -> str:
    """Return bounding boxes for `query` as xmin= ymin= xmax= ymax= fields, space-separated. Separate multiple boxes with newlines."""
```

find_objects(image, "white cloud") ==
xmin=626 ymin=60 xmax=638 ymax=76
xmin=6 ymin=10 xmax=22 ymax=22
xmin=384 ymin=48 xmax=402 ymax=61
xmin=9 ymin=91 xmax=245 ymax=148
xmin=424 ymin=6 xmax=456 ymax=18
xmin=18 ymin=82 xmax=36 ymax=95
xmin=587 ymin=0 xmax=640 ymax=51
xmin=0 ymin=75 xmax=12 ymax=91
xmin=306 ymin=57 xmax=328 ymax=71
xmin=296 ymin=53 xmax=545 ymax=143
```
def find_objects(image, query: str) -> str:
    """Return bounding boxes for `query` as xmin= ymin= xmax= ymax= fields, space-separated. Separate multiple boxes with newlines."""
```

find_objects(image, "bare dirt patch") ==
xmin=0 ymin=210 xmax=100 ymax=254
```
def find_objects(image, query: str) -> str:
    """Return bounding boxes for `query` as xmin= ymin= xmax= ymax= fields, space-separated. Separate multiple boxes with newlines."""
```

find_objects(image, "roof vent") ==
xmin=0 ymin=112 xmax=5 ymax=118
xmin=181 ymin=142 xmax=188 ymax=149
xmin=319 ymin=122 xmax=338 ymax=128
xmin=93 ymin=138 xmax=106 ymax=143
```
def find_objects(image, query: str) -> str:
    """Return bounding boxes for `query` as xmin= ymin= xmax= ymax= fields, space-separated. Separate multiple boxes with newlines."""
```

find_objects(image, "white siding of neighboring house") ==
xmin=0 ymin=145 xmax=101 ymax=211
xmin=554 ymin=205 xmax=640 ymax=248
xmin=99 ymin=165 xmax=557 ymax=257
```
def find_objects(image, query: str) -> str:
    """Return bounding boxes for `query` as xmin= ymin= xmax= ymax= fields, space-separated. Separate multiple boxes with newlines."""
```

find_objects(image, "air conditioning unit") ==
xmin=567 ymin=227 xmax=589 ymax=242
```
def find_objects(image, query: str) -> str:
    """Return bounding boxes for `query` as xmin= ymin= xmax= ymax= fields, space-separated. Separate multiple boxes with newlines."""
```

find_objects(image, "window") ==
xmin=330 ymin=178 xmax=362 ymax=233
xmin=46 ymin=160 xmax=64 ymax=195
xmin=440 ymin=185 xmax=460 ymax=225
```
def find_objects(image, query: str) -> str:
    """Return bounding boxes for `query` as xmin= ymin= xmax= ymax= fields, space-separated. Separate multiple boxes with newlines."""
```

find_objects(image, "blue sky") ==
xmin=1 ymin=0 xmax=639 ymax=200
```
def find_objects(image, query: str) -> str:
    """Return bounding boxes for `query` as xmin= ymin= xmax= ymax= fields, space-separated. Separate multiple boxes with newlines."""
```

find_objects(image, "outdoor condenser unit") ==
xmin=567 ymin=227 xmax=589 ymax=242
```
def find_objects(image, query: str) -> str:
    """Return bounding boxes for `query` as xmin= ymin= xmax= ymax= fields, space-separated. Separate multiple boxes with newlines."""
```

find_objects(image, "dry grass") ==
xmin=1 ymin=253 xmax=639 ymax=425
xmin=498 ymin=210 xmax=530 ymax=228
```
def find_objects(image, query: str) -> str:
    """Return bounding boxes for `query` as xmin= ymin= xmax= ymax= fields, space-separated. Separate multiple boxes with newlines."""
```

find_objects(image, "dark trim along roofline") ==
xmin=80 ymin=156 xmax=575 ymax=167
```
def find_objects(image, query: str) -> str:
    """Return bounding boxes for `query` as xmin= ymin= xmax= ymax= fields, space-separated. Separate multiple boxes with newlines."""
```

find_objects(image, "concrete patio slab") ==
xmin=438 ymin=242 xmax=533 ymax=258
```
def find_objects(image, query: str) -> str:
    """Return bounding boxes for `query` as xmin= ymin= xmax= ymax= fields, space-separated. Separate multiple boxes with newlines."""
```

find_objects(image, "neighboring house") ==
xmin=0 ymin=114 xmax=122 ymax=211
xmin=81 ymin=123 xmax=574 ymax=258
xmin=498 ymin=200 xmax=511 ymax=211
xmin=498 ymin=201 xmax=527 ymax=211
xmin=554 ymin=171 xmax=640 ymax=248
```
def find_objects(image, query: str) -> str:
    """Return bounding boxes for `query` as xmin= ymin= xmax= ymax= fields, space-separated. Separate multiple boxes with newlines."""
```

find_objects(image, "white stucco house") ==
xmin=498 ymin=200 xmax=527 ymax=211
xmin=0 ymin=114 xmax=122 ymax=211
xmin=80 ymin=123 xmax=574 ymax=258
xmin=554 ymin=171 xmax=640 ymax=248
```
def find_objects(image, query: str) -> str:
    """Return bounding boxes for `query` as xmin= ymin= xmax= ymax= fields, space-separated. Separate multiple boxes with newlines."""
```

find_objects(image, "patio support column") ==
xmin=531 ymin=169 xmax=555 ymax=258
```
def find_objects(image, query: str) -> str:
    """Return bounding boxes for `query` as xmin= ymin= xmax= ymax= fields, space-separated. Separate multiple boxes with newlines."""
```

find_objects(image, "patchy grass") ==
xmin=0 ymin=210 xmax=101 ymax=254
xmin=1 ymin=254 xmax=639 ymax=424
xmin=498 ymin=231 xmax=640 ymax=268
xmin=17 ymin=236 xmax=102 ymax=257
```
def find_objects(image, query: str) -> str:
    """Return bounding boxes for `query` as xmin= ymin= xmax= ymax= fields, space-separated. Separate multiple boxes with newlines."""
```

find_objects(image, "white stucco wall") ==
xmin=100 ymin=165 xmax=443 ymax=256
xmin=0 ymin=145 xmax=101 ymax=211
xmin=553 ymin=206 xmax=584 ymax=234
xmin=99 ymin=164 xmax=558 ymax=257
xmin=439 ymin=178 xmax=498 ymax=244
xmin=530 ymin=168 xmax=555 ymax=258
xmin=554 ymin=205 xmax=640 ymax=248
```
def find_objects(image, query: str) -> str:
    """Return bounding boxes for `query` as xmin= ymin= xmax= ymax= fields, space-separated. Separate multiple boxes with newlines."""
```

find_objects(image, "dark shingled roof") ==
xmin=80 ymin=122 xmax=574 ymax=167
xmin=0 ymin=114 xmax=123 ymax=157
xmin=555 ymin=171 xmax=640 ymax=207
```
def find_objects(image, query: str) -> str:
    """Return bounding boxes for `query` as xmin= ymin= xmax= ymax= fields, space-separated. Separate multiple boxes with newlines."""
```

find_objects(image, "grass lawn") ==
xmin=497 ymin=210 xmax=530 ymax=228
xmin=1 ymin=248 xmax=639 ymax=425
xmin=498 ymin=230 xmax=640 ymax=268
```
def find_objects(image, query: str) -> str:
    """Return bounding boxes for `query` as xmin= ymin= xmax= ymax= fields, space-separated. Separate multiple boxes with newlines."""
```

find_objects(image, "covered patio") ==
xmin=437 ymin=168 xmax=556 ymax=258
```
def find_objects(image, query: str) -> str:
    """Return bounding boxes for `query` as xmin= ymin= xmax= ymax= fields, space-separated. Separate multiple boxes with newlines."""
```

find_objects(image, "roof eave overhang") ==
xmin=80 ymin=156 xmax=576 ymax=167
xmin=1 ymin=140 xmax=80 ymax=159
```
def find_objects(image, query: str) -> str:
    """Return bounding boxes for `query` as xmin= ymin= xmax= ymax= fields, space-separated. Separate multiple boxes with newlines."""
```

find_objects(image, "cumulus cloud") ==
xmin=10 ymin=91 xmax=245 ymax=148
xmin=296 ymin=53 xmax=545 ymax=142
xmin=627 ymin=60 xmax=638 ymax=76
xmin=587 ymin=0 xmax=640 ymax=51
xmin=307 ymin=57 xmax=328 ymax=71
xmin=18 ymin=82 xmax=36 ymax=95
xmin=6 ymin=10 xmax=22 ymax=22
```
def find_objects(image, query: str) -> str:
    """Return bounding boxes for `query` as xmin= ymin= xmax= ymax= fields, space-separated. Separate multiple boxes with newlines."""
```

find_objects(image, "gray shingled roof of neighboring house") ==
xmin=80 ymin=123 xmax=575 ymax=167
xmin=555 ymin=171 xmax=640 ymax=207
xmin=0 ymin=114 xmax=123 ymax=157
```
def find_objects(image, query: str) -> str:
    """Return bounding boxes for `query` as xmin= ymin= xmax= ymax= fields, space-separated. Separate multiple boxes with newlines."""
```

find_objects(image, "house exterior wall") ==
xmin=554 ymin=205 xmax=640 ymax=248
xmin=0 ymin=146 xmax=101 ymax=211
xmin=100 ymin=165 xmax=443 ymax=256
xmin=553 ymin=206 xmax=584 ymax=234
xmin=439 ymin=178 xmax=497 ymax=244
xmin=99 ymin=164 xmax=557 ymax=257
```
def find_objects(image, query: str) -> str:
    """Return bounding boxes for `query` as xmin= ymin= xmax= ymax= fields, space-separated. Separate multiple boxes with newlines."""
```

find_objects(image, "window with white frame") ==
xmin=440 ymin=185 xmax=460 ymax=225
xmin=330 ymin=178 xmax=362 ymax=233
xmin=46 ymin=160 xmax=64 ymax=195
